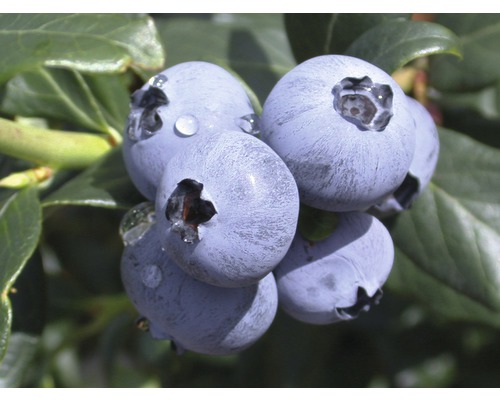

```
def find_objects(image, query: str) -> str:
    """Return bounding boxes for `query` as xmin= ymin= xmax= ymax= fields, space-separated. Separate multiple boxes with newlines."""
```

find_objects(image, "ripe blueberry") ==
xmin=370 ymin=96 xmax=440 ymax=216
xmin=273 ymin=211 xmax=394 ymax=325
xmin=260 ymin=54 xmax=416 ymax=212
xmin=123 ymin=61 xmax=257 ymax=200
xmin=120 ymin=222 xmax=278 ymax=356
xmin=155 ymin=130 xmax=300 ymax=288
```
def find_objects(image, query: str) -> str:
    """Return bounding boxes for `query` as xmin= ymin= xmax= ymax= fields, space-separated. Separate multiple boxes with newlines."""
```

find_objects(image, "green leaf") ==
xmin=387 ymin=128 xmax=500 ymax=324
xmin=0 ymin=14 xmax=165 ymax=85
xmin=0 ymin=67 xmax=130 ymax=136
xmin=41 ymin=146 xmax=144 ymax=209
xmin=388 ymin=249 xmax=500 ymax=328
xmin=0 ymin=249 xmax=43 ymax=387
xmin=155 ymin=14 xmax=296 ymax=104
xmin=284 ymin=13 xmax=410 ymax=64
xmin=0 ymin=332 xmax=39 ymax=387
xmin=345 ymin=20 xmax=462 ymax=74
xmin=83 ymin=72 xmax=131 ymax=135
xmin=432 ymin=84 xmax=500 ymax=149
xmin=429 ymin=14 xmax=500 ymax=91
xmin=0 ymin=187 xmax=42 ymax=362
xmin=435 ymin=85 xmax=500 ymax=119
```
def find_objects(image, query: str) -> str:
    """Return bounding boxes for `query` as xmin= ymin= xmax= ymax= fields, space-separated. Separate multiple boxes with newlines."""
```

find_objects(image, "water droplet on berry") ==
xmin=174 ymin=114 xmax=199 ymax=136
xmin=119 ymin=202 xmax=156 ymax=246
xmin=141 ymin=264 xmax=162 ymax=288
xmin=149 ymin=74 xmax=168 ymax=88
xmin=237 ymin=113 xmax=261 ymax=136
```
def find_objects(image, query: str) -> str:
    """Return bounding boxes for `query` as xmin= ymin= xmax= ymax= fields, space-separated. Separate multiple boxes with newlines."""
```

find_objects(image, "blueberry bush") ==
xmin=0 ymin=13 xmax=499 ymax=387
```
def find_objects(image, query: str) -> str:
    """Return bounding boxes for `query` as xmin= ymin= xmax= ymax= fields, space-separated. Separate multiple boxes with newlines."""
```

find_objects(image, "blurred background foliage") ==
xmin=0 ymin=13 xmax=499 ymax=388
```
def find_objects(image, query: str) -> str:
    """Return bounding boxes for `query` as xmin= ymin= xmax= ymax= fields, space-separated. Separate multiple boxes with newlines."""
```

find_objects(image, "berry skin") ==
xmin=405 ymin=97 xmax=439 ymax=191
xmin=123 ymin=61 xmax=256 ymax=200
xmin=370 ymin=96 xmax=440 ymax=216
xmin=260 ymin=54 xmax=416 ymax=212
xmin=273 ymin=211 xmax=394 ymax=325
xmin=155 ymin=130 xmax=300 ymax=288
xmin=120 ymin=222 xmax=278 ymax=356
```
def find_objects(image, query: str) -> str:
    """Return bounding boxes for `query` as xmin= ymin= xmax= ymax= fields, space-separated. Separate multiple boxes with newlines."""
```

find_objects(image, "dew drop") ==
xmin=174 ymin=114 xmax=199 ymax=136
xmin=237 ymin=113 xmax=261 ymax=135
xmin=148 ymin=74 xmax=168 ymax=88
xmin=119 ymin=202 xmax=156 ymax=246
xmin=141 ymin=264 xmax=162 ymax=288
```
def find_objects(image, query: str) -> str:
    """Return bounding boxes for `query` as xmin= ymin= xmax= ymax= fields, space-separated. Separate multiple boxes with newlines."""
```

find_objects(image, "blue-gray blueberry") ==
xmin=370 ymin=96 xmax=440 ymax=217
xmin=123 ymin=61 xmax=257 ymax=200
xmin=261 ymin=54 xmax=416 ymax=212
xmin=155 ymin=130 xmax=300 ymax=288
xmin=120 ymin=222 xmax=278 ymax=356
xmin=273 ymin=211 xmax=394 ymax=325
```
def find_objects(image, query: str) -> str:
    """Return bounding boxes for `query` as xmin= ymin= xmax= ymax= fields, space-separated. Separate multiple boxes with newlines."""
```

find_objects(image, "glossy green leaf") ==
xmin=388 ymin=249 xmax=500 ymax=328
xmin=41 ymin=147 xmax=144 ymax=210
xmin=0 ymin=67 xmax=130 ymax=136
xmin=83 ymin=72 xmax=131 ymax=135
xmin=435 ymin=85 xmax=499 ymax=119
xmin=432 ymin=84 xmax=500 ymax=149
xmin=0 ymin=250 xmax=42 ymax=386
xmin=155 ymin=14 xmax=295 ymax=104
xmin=0 ymin=14 xmax=165 ymax=85
xmin=0 ymin=332 xmax=39 ymax=387
xmin=284 ymin=13 xmax=410 ymax=64
xmin=345 ymin=20 xmax=462 ymax=74
xmin=1 ymin=68 xmax=129 ymax=137
xmin=0 ymin=187 xmax=42 ymax=362
xmin=429 ymin=14 xmax=500 ymax=91
xmin=388 ymin=128 xmax=500 ymax=323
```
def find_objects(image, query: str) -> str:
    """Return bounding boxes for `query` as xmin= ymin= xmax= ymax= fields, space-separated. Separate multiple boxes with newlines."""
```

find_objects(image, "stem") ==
xmin=0 ymin=166 xmax=53 ymax=189
xmin=0 ymin=117 xmax=112 ymax=169
xmin=106 ymin=126 xmax=123 ymax=147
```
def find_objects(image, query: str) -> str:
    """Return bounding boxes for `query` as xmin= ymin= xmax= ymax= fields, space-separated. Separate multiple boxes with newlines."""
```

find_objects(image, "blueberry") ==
xmin=260 ymin=54 xmax=416 ymax=212
xmin=370 ymin=96 xmax=440 ymax=216
xmin=123 ymin=61 xmax=256 ymax=200
xmin=120 ymin=221 xmax=278 ymax=356
xmin=273 ymin=211 xmax=394 ymax=325
xmin=155 ymin=130 xmax=300 ymax=288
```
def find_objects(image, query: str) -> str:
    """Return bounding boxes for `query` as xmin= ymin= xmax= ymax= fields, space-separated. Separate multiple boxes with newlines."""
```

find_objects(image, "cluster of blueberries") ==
xmin=119 ymin=55 xmax=439 ymax=356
